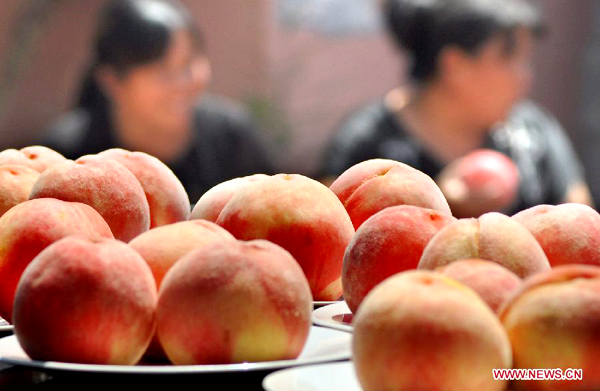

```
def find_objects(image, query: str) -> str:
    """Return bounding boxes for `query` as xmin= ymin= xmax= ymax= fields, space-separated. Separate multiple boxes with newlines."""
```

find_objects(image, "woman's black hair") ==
xmin=383 ymin=0 xmax=544 ymax=82
xmin=77 ymin=0 xmax=204 ymax=110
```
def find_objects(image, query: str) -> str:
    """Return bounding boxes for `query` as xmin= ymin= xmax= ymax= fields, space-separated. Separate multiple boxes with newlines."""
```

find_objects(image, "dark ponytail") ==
xmin=384 ymin=0 xmax=439 ymax=82
xmin=383 ymin=0 xmax=544 ymax=82
xmin=76 ymin=68 xmax=108 ymax=112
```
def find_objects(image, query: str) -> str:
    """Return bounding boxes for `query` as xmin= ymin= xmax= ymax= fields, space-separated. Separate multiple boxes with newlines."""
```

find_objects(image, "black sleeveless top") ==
xmin=41 ymin=95 xmax=275 ymax=203
xmin=321 ymin=100 xmax=584 ymax=214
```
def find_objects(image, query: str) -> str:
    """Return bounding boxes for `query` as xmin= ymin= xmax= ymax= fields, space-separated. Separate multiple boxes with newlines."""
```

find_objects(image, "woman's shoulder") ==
xmin=336 ymin=99 xmax=394 ymax=140
xmin=41 ymin=109 xmax=94 ymax=159
xmin=492 ymin=100 xmax=566 ymax=146
xmin=319 ymin=98 xmax=408 ymax=177
xmin=506 ymin=100 xmax=562 ymax=130
xmin=193 ymin=94 xmax=256 ymax=135
xmin=187 ymin=94 xmax=275 ymax=177
xmin=489 ymin=99 xmax=584 ymax=209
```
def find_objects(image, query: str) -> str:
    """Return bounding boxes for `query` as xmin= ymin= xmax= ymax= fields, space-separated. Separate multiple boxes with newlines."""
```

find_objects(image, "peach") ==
xmin=13 ymin=236 xmax=157 ymax=365
xmin=353 ymin=270 xmax=512 ymax=391
xmin=499 ymin=265 xmax=600 ymax=390
xmin=0 ymin=198 xmax=113 ymax=322
xmin=216 ymin=174 xmax=354 ymax=301
xmin=329 ymin=159 xmax=451 ymax=229
xmin=29 ymin=155 xmax=150 ymax=242
xmin=0 ymin=165 xmax=40 ymax=217
xmin=342 ymin=205 xmax=456 ymax=313
xmin=98 ymin=148 xmax=190 ymax=228
xmin=512 ymin=203 xmax=600 ymax=267
xmin=190 ymin=174 xmax=268 ymax=222
xmin=436 ymin=259 xmax=522 ymax=312
xmin=157 ymin=239 xmax=312 ymax=365
xmin=437 ymin=149 xmax=520 ymax=217
xmin=0 ymin=146 xmax=66 ymax=173
xmin=129 ymin=220 xmax=236 ymax=289
xmin=418 ymin=212 xmax=550 ymax=278
xmin=129 ymin=220 xmax=236 ymax=361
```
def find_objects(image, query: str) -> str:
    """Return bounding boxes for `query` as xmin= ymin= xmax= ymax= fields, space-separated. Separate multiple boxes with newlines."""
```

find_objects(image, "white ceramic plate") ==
xmin=312 ymin=302 xmax=353 ymax=333
xmin=263 ymin=361 xmax=362 ymax=391
xmin=0 ymin=317 xmax=12 ymax=334
xmin=0 ymin=326 xmax=351 ymax=374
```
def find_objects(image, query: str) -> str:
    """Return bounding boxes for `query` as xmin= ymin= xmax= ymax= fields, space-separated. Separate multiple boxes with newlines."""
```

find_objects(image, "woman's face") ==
xmin=452 ymin=28 xmax=535 ymax=126
xmin=103 ymin=29 xmax=210 ymax=133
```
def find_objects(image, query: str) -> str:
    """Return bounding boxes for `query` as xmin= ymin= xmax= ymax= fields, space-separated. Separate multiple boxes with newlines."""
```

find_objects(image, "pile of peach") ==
xmin=336 ymin=158 xmax=600 ymax=391
xmin=0 ymin=146 xmax=352 ymax=365
xmin=0 ymin=146 xmax=598 ymax=391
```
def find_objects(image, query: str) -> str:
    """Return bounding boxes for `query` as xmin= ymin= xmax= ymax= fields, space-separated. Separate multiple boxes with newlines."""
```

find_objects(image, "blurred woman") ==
xmin=321 ymin=0 xmax=592 ymax=215
xmin=43 ymin=0 xmax=274 ymax=202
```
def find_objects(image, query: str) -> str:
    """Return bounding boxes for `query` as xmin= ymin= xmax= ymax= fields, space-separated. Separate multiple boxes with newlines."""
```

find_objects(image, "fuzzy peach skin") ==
xmin=436 ymin=259 xmax=523 ymax=313
xmin=0 ymin=146 xmax=67 ymax=173
xmin=418 ymin=212 xmax=550 ymax=278
xmin=29 ymin=155 xmax=150 ymax=242
xmin=512 ymin=203 xmax=600 ymax=267
xmin=157 ymin=239 xmax=312 ymax=365
xmin=343 ymin=205 xmax=456 ymax=313
xmin=0 ymin=165 xmax=40 ymax=217
xmin=129 ymin=220 xmax=235 ymax=288
xmin=130 ymin=220 xmax=236 ymax=361
xmin=190 ymin=174 xmax=269 ymax=222
xmin=499 ymin=265 xmax=600 ymax=391
xmin=0 ymin=198 xmax=113 ymax=323
xmin=98 ymin=148 xmax=190 ymax=228
xmin=329 ymin=159 xmax=451 ymax=229
xmin=13 ymin=237 xmax=157 ymax=365
xmin=437 ymin=149 xmax=520 ymax=218
xmin=216 ymin=174 xmax=354 ymax=301
xmin=353 ymin=270 xmax=512 ymax=391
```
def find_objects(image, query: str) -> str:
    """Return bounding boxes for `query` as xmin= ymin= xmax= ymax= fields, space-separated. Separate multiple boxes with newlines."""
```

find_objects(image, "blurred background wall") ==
xmin=0 ymin=0 xmax=597 ymax=197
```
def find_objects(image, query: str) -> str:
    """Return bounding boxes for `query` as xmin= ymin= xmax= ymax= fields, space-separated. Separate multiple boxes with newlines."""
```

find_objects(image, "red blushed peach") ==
xmin=329 ymin=159 xmax=451 ymax=229
xmin=190 ymin=174 xmax=269 ymax=222
xmin=0 ymin=198 xmax=113 ymax=323
xmin=129 ymin=220 xmax=235 ymax=288
xmin=499 ymin=265 xmax=600 ymax=390
xmin=98 ymin=148 xmax=190 ymax=228
xmin=130 ymin=220 xmax=235 ymax=361
xmin=29 ymin=155 xmax=150 ymax=242
xmin=0 ymin=146 xmax=66 ymax=173
xmin=157 ymin=240 xmax=312 ymax=365
xmin=512 ymin=203 xmax=600 ymax=267
xmin=13 ymin=237 xmax=157 ymax=365
xmin=216 ymin=174 xmax=354 ymax=301
xmin=329 ymin=159 xmax=406 ymax=204
xmin=436 ymin=259 xmax=522 ymax=313
xmin=437 ymin=149 xmax=520 ymax=218
xmin=353 ymin=270 xmax=512 ymax=391
xmin=418 ymin=212 xmax=550 ymax=278
xmin=0 ymin=165 xmax=39 ymax=217
xmin=342 ymin=205 xmax=456 ymax=313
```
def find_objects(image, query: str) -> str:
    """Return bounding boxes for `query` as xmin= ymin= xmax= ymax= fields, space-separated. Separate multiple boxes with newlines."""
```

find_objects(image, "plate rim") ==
xmin=262 ymin=361 xmax=359 ymax=391
xmin=311 ymin=302 xmax=354 ymax=333
xmin=0 ymin=325 xmax=13 ymax=333
xmin=0 ymin=326 xmax=351 ymax=374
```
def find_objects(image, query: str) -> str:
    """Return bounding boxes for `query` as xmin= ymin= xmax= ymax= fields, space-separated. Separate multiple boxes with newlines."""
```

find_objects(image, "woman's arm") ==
xmin=564 ymin=180 xmax=594 ymax=206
